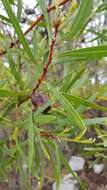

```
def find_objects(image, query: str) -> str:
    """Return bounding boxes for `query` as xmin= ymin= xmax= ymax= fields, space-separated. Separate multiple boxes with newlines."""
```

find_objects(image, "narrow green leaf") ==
xmin=37 ymin=0 xmax=52 ymax=41
xmin=64 ymin=94 xmax=107 ymax=111
xmin=17 ymin=0 xmax=23 ymax=22
xmin=77 ymin=94 xmax=97 ymax=113
xmin=48 ymin=85 xmax=86 ymax=139
xmin=1 ymin=0 xmax=35 ymax=63
xmin=0 ymin=89 xmax=18 ymax=97
xmin=60 ymin=45 xmax=107 ymax=61
xmin=0 ymin=101 xmax=15 ymax=122
xmin=58 ymin=92 xmax=86 ymax=140
xmin=34 ymin=140 xmax=40 ymax=176
xmin=60 ymin=151 xmax=82 ymax=186
xmin=16 ymin=139 xmax=26 ymax=161
xmin=84 ymin=147 xmax=106 ymax=152
xmin=0 ymin=89 xmax=29 ymax=98
xmin=7 ymin=49 xmax=22 ymax=85
xmin=35 ymin=114 xmax=56 ymax=125
xmin=63 ymin=0 xmax=93 ymax=40
xmin=28 ymin=111 xmax=34 ymax=172
xmin=53 ymin=142 xmax=60 ymax=188
xmin=84 ymin=117 xmax=107 ymax=126
xmin=61 ymin=67 xmax=85 ymax=92
xmin=68 ymin=72 xmax=89 ymax=94
xmin=32 ymin=30 xmax=39 ymax=60
xmin=38 ymin=136 xmax=50 ymax=160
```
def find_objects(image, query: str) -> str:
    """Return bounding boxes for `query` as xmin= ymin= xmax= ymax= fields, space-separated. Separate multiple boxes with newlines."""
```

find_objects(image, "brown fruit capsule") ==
xmin=31 ymin=93 xmax=50 ymax=113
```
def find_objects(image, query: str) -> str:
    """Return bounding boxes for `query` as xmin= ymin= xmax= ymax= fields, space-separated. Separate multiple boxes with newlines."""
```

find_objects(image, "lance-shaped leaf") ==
xmin=53 ymin=141 xmax=61 ymax=189
xmin=0 ymin=89 xmax=18 ymax=97
xmin=60 ymin=45 xmax=107 ymax=62
xmin=61 ymin=67 xmax=85 ymax=92
xmin=38 ymin=136 xmax=50 ymax=160
xmin=47 ymin=84 xmax=86 ymax=139
xmin=63 ymin=0 xmax=93 ymax=40
xmin=64 ymin=93 xmax=107 ymax=111
xmin=7 ymin=49 xmax=22 ymax=86
xmin=84 ymin=117 xmax=107 ymax=126
xmin=47 ymin=88 xmax=86 ymax=140
xmin=17 ymin=0 xmax=22 ymax=22
xmin=58 ymin=93 xmax=86 ymax=139
xmin=28 ymin=111 xmax=34 ymax=172
xmin=37 ymin=0 xmax=52 ymax=41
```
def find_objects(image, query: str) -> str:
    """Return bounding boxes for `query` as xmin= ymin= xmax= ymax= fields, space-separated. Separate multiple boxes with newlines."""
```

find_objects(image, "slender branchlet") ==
xmin=18 ymin=21 xmax=60 ymax=107
xmin=32 ymin=21 xmax=60 ymax=93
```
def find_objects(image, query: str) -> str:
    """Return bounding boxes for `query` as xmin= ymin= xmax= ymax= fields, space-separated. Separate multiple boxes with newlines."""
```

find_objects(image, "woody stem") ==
xmin=32 ymin=24 xmax=59 ymax=93
xmin=18 ymin=23 xmax=59 ymax=106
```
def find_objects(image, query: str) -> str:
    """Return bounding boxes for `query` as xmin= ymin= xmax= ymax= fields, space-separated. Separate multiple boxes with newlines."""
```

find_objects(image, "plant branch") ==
xmin=18 ymin=22 xmax=59 ymax=107
xmin=0 ymin=0 xmax=70 ymax=56
xmin=32 ymin=22 xmax=59 ymax=93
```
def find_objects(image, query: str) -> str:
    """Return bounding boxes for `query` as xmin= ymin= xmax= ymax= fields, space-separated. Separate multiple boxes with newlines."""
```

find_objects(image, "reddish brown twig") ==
xmin=0 ymin=0 xmax=70 ymax=56
xmin=18 ymin=22 xmax=59 ymax=107
xmin=32 ymin=22 xmax=59 ymax=93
